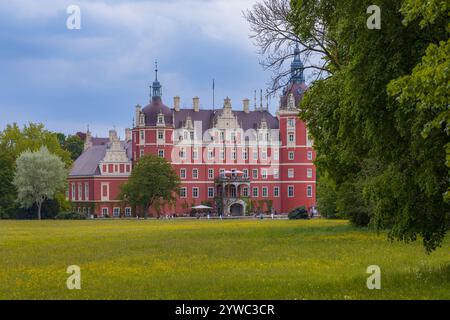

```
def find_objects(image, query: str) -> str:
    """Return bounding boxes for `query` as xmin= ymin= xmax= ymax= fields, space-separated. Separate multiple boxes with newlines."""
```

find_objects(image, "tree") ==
xmin=243 ymin=0 xmax=338 ymax=94
xmin=0 ymin=123 xmax=72 ymax=165
xmin=13 ymin=147 xmax=68 ymax=220
xmin=62 ymin=134 xmax=84 ymax=160
xmin=0 ymin=148 xmax=16 ymax=218
xmin=287 ymin=0 xmax=449 ymax=251
xmin=120 ymin=155 xmax=180 ymax=218
xmin=0 ymin=123 xmax=72 ymax=219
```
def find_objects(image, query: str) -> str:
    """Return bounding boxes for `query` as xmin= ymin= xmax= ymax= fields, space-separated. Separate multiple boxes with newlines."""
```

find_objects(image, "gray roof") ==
xmin=173 ymin=108 xmax=279 ymax=132
xmin=70 ymin=140 xmax=132 ymax=177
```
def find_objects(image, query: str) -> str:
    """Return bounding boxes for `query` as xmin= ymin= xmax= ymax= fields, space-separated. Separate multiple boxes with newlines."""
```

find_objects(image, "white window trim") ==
xmin=113 ymin=207 xmax=120 ymax=217
xmin=288 ymin=185 xmax=295 ymax=198
xmin=274 ymin=187 xmax=280 ymax=197
xmin=307 ymin=185 xmax=313 ymax=198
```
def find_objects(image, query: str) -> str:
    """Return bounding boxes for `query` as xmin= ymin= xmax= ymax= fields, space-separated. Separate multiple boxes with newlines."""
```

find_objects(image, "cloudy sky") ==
xmin=0 ymin=0 xmax=294 ymax=138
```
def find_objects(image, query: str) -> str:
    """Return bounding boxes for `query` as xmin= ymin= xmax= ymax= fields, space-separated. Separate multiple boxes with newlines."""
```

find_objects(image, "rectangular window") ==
xmin=102 ymin=207 xmax=109 ymax=217
xmin=158 ymin=150 xmax=164 ymax=158
xmin=208 ymin=187 xmax=214 ymax=198
xmin=140 ymin=149 xmax=144 ymax=158
xmin=252 ymin=169 xmax=258 ymax=179
xmin=243 ymin=169 xmax=249 ymax=178
xmin=307 ymin=185 xmax=313 ymax=198
xmin=71 ymin=183 xmax=75 ymax=200
xmin=242 ymin=187 xmax=249 ymax=197
xmin=261 ymin=169 xmax=268 ymax=179
xmin=84 ymin=183 xmax=89 ymax=201
xmin=220 ymin=149 xmax=225 ymax=160
xmin=289 ymin=151 xmax=295 ymax=160
xmin=125 ymin=207 xmax=132 ymax=217
xmin=307 ymin=151 xmax=313 ymax=161
xmin=140 ymin=130 xmax=145 ymax=143
xmin=208 ymin=169 xmax=214 ymax=179
xmin=288 ymin=186 xmax=294 ymax=198
xmin=273 ymin=168 xmax=279 ymax=179
xmin=243 ymin=149 xmax=248 ymax=160
xmin=231 ymin=149 xmax=237 ymax=160
xmin=192 ymin=148 xmax=199 ymax=160
xmin=78 ymin=183 xmax=82 ymax=201
xmin=192 ymin=187 xmax=199 ymax=198
xmin=287 ymin=118 xmax=295 ymax=128
xmin=288 ymin=133 xmax=295 ymax=142
xmin=190 ymin=131 xmax=194 ymax=140
xmin=262 ymin=187 xmax=268 ymax=197
xmin=180 ymin=168 xmax=186 ymax=179
xmin=220 ymin=168 xmax=225 ymax=177
xmin=307 ymin=168 xmax=313 ymax=178
xmin=252 ymin=187 xmax=259 ymax=197
xmin=208 ymin=149 xmax=214 ymax=160
xmin=179 ymin=148 xmax=186 ymax=159
xmin=180 ymin=187 xmax=187 ymax=198
xmin=261 ymin=150 xmax=267 ymax=160
xmin=113 ymin=207 xmax=120 ymax=217
xmin=273 ymin=149 xmax=279 ymax=161
xmin=252 ymin=149 xmax=258 ymax=160
xmin=157 ymin=131 xmax=164 ymax=141
xmin=192 ymin=169 xmax=198 ymax=179
xmin=288 ymin=168 xmax=294 ymax=179
xmin=274 ymin=187 xmax=280 ymax=197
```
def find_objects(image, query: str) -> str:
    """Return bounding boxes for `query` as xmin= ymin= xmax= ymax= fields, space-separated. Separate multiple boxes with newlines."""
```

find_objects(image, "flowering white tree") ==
xmin=13 ymin=146 xmax=67 ymax=220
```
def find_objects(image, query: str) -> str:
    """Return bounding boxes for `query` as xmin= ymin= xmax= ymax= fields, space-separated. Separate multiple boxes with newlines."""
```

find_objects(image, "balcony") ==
xmin=216 ymin=175 xmax=251 ymax=184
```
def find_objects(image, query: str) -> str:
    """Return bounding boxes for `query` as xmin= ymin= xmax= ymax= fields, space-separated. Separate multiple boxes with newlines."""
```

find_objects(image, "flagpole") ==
xmin=213 ymin=79 xmax=215 ymax=111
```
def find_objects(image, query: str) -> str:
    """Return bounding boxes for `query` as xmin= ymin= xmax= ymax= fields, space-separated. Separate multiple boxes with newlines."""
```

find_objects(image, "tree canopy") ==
xmin=13 ymin=146 xmax=68 ymax=220
xmin=283 ymin=0 xmax=449 ymax=252
xmin=120 ymin=155 xmax=180 ymax=218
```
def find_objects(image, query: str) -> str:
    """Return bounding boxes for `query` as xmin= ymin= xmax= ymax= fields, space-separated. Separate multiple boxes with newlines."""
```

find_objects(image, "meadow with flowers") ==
xmin=0 ymin=219 xmax=448 ymax=299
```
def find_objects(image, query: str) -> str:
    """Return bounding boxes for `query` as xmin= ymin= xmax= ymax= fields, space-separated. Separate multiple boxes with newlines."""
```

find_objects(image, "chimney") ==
xmin=243 ymin=98 xmax=250 ymax=114
xmin=125 ymin=128 xmax=132 ymax=141
xmin=84 ymin=127 xmax=92 ymax=151
xmin=193 ymin=96 xmax=200 ymax=112
xmin=109 ymin=129 xmax=117 ymax=142
xmin=135 ymin=105 xmax=142 ymax=127
xmin=174 ymin=96 xmax=180 ymax=112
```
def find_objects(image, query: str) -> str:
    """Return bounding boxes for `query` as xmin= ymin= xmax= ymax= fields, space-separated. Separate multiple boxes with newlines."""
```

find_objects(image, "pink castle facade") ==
xmin=68 ymin=51 xmax=316 ymax=217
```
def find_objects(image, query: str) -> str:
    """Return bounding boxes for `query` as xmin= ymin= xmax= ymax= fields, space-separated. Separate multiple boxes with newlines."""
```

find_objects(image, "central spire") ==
xmin=151 ymin=59 xmax=162 ymax=102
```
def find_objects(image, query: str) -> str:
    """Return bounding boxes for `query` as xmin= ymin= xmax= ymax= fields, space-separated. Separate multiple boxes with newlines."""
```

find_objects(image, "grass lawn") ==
xmin=0 ymin=219 xmax=448 ymax=300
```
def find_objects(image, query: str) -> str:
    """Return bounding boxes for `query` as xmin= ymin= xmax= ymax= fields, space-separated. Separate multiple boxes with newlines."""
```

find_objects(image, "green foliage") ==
xmin=13 ymin=146 xmax=68 ymax=220
xmin=120 ymin=154 xmax=180 ymax=218
xmin=288 ymin=206 xmax=309 ymax=220
xmin=61 ymin=134 xmax=84 ymax=160
xmin=0 ymin=149 xmax=16 ymax=218
xmin=55 ymin=211 xmax=87 ymax=220
xmin=0 ymin=123 xmax=72 ymax=165
xmin=316 ymin=173 xmax=337 ymax=218
xmin=291 ymin=0 xmax=449 ymax=251
xmin=0 ymin=123 xmax=72 ymax=219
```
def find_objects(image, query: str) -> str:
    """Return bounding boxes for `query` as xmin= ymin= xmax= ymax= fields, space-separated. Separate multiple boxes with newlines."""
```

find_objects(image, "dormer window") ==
xmin=157 ymin=112 xmax=165 ymax=125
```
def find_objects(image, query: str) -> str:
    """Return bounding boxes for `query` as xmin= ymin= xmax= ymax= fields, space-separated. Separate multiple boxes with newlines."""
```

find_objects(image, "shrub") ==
xmin=288 ymin=206 xmax=309 ymax=220
xmin=55 ymin=212 xmax=86 ymax=220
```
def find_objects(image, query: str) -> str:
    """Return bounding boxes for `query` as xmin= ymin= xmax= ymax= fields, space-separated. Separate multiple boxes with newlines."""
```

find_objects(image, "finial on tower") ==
xmin=154 ymin=60 xmax=158 ymax=81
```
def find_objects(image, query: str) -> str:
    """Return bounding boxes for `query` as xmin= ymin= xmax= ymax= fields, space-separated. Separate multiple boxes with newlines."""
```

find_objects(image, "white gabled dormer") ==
xmin=99 ymin=129 xmax=132 ymax=176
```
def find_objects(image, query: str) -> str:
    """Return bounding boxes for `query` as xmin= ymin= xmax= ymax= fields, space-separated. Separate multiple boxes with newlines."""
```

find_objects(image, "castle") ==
xmin=67 ymin=46 xmax=316 ymax=217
